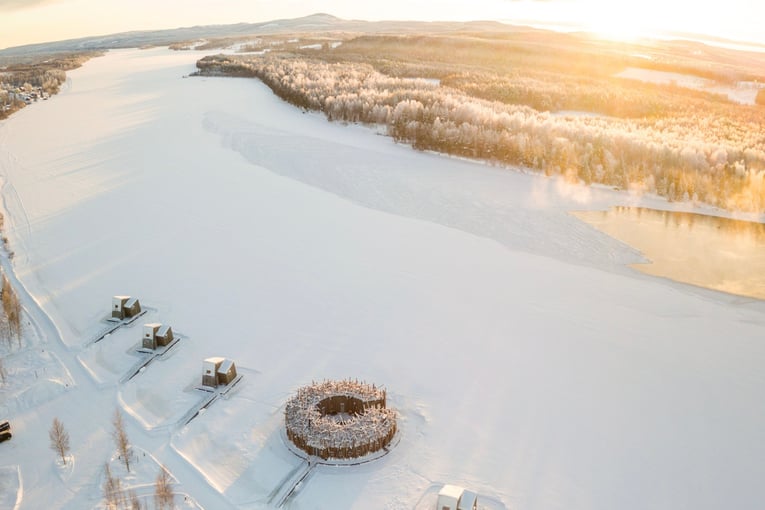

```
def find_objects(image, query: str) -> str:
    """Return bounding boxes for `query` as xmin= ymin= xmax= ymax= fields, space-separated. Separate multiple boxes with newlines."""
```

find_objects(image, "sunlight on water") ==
xmin=574 ymin=207 xmax=765 ymax=300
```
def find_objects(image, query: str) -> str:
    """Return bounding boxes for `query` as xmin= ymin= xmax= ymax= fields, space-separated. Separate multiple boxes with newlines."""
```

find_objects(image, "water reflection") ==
xmin=574 ymin=207 xmax=765 ymax=300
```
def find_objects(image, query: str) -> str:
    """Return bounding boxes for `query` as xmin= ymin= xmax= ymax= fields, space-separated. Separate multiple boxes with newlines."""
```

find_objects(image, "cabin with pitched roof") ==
xmin=112 ymin=295 xmax=141 ymax=319
xmin=202 ymin=357 xmax=237 ymax=387
xmin=436 ymin=485 xmax=478 ymax=510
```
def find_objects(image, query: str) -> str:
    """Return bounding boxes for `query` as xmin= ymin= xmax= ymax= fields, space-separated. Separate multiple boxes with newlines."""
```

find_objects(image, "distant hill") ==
xmin=0 ymin=13 xmax=522 ymax=58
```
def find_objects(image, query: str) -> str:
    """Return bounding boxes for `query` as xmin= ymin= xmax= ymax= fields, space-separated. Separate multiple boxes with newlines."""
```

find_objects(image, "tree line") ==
xmin=0 ymin=52 xmax=100 ymax=119
xmin=0 ymin=270 xmax=23 ymax=385
xmin=196 ymin=54 xmax=765 ymax=213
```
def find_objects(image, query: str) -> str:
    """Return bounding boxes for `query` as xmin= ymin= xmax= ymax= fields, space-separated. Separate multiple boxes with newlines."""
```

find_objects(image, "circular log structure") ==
xmin=285 ymin=380 xmax=397 ymax=460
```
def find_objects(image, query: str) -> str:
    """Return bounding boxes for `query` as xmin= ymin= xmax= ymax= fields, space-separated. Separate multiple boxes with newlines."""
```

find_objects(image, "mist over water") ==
xmin=575 ymin=207 xmax=765 ymax=300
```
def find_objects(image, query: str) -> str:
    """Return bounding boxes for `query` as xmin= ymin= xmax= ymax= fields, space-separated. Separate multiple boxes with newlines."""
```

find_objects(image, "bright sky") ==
xmin=1 ymin=0 xmax=763 ymax=50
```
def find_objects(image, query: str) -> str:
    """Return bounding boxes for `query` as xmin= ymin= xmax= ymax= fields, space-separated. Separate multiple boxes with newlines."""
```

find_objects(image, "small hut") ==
xmin=202 ymin=357 xmax=223 ymax=387
xmin=142 ymin=323 xmax=161 ymax=349
xmin=142 ymin=323 xmax=173 ymax=350
xmin=156 ymin=324 xmax=174 ymax=346
xmin=202 ymin=357 xmax=238 ymax=387
xmin=112 ymin=296 xmax=141 ymax=319
xmin=217 ymin=358 xmax=237 ymax=385
xmin=436 ymin=485 xmax=478 ymax=510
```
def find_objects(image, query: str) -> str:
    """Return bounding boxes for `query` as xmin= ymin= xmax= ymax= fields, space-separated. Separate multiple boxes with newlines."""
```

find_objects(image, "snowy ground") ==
xmin=0 ymin=465 xmax=21 ymax=510
xmin=0 ymin=47 xmax=763 ymax=510
xmin=615 ymin=66 xmax=765 ymax=104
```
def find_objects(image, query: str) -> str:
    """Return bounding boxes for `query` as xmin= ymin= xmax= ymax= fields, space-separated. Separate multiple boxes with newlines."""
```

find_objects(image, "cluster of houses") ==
xmin=0 ymin=83 xmax=48 ymax=111
xmin=108 ymin=296 xmax=472 ymax=508
xmin=111 ymin=295 xmax=237 ymax=389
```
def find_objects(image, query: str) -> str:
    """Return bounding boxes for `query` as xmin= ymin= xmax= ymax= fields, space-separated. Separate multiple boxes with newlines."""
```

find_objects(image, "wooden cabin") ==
xmin=217 ymin=358 xmax=237 ymax=385
xmin=202 ymin=357 xmax=238 ymax=387
xmin=112 ymin=295 xmax=141 ymax=319
xmin=202 ymin=357 xmax=224 ymax=387
xmin=142 ymin=323 xmax=161 ymax=349
xmin=436 ymin=485 xmax=478 ymax=510
xmin=143 ymin=323 xmax=174 ymax=349
xmin=156 ymin=324 xmax=174 ymax=346
xmin=112 ymin=296 xmax=129 ymax=318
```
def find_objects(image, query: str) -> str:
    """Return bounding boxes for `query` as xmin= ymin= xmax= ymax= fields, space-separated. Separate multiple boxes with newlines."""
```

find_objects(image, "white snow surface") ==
xmin=615 ymin=66 xmax=765 ymax=104
xmin=0 ymin=47 xmax=763 ymax=510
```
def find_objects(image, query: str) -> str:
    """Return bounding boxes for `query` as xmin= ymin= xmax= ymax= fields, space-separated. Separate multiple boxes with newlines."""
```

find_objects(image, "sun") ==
xmin=581 ymin=5 xmax=655 ymax=42
xmin=573 ymin=0 xmax=725 ymax=43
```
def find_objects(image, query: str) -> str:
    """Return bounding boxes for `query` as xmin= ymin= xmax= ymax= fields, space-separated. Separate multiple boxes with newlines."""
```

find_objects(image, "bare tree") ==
xmin=0 ymin=357 xmax=6 ymax=385
xmin=154 ymin=467 xmax=174 ymax=510
xmin=1 ymin=274 xmax=21 ymax=348
xmin=48 ymin=418 xmax=70 ymax=465
xmin=103 ymin=462 xmax=126 ymax=509
xmin=129 ymin=490 xmax=142 ymax=510
xmin=0 ymin=298 xmax=11 ymax=350
xmin=112 ymin=408 xmax=131 ymax=472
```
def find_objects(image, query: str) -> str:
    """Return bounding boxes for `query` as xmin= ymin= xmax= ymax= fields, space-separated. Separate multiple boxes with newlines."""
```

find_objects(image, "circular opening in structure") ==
xmin=317 ymin=396 xmax=365 ymax=420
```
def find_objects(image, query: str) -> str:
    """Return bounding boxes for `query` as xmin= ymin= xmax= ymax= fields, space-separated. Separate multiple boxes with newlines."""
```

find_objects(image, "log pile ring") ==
xmin=285 ymin=379 xmax=397 ymax=460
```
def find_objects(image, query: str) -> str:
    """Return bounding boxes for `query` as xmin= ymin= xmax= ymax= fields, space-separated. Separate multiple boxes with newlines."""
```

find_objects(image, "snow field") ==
xmin=98 ymin=446 xmax=203 ymax=510
xmin=117 ymin=353 xmax=204 ymax=431
xmin=77 ymin=324 xmax=151 ymax=387
xmin=0 ymin=304 xmax=74 ymax=415
xmin=0 ymin=465 xmax=22 ymax=510
xmin=171 ymin=375 xmax=291 ymax=501
xmin=615 ymin=66 xmax=765 ymax=104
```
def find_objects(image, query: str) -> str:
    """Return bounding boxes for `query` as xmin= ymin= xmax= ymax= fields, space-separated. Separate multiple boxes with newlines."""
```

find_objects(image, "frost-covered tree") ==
xmin=154 ymin=467 xmax=174 ymax=510
xmin=112 ymin=409 xmax=131 ymax=472
xmin=194 ymin=53 xmax=765 ymax=212
xmin=103 ymin=462 xmax=126 ymax=509
xmin=1 ymin=274 xmax=22 ymax=347
xmin=48 ymin=418 xmax=71 ymax=465
xmin=129 ymin=490 xmax=142 ymax=510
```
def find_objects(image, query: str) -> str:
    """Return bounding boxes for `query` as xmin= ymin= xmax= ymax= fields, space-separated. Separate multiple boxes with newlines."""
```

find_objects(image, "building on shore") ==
xmin=142 ymin=323 xmax=174 ymax=350
xmin=112 ymin=295 xmax=141 ymax=319
xmin=436 ymin=485 xmax=478 ymax=510
xmin=202 ymin=357 xmax=237 ymax=387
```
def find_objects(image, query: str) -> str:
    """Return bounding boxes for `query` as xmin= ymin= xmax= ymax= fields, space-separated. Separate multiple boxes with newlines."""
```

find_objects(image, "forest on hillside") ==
xmin=194 ymin=33 xmax=765 ymax=213
xmin=0 ymin=52 xmax=99 ymax=119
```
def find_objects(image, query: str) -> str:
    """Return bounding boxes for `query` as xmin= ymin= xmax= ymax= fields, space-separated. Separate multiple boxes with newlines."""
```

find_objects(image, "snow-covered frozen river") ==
xmin=0 ymin=47 xmax=764 ymax=510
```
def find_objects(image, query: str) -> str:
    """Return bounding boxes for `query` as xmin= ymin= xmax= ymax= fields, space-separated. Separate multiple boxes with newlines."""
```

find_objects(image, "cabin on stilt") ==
xmin=112 ymin=295 xmax=141 ymax=319
xmin=202 ymin=357 xmax=237 ymax=388
xmin=142 ymin=323 xmax=174 ymax=350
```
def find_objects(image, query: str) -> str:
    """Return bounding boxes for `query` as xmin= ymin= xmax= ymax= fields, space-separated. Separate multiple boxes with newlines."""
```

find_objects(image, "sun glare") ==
xmin=585 ymin=18 xmax=646 ymax=42
xmin=566 ymin=0 xmax=750 ymax=44
xmin=579 ymin=4 xmax=658 ymax=42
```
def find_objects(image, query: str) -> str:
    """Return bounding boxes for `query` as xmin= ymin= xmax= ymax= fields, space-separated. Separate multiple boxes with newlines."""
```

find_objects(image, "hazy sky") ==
xmin=1 ymin=0 xmax=763 ymax=50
